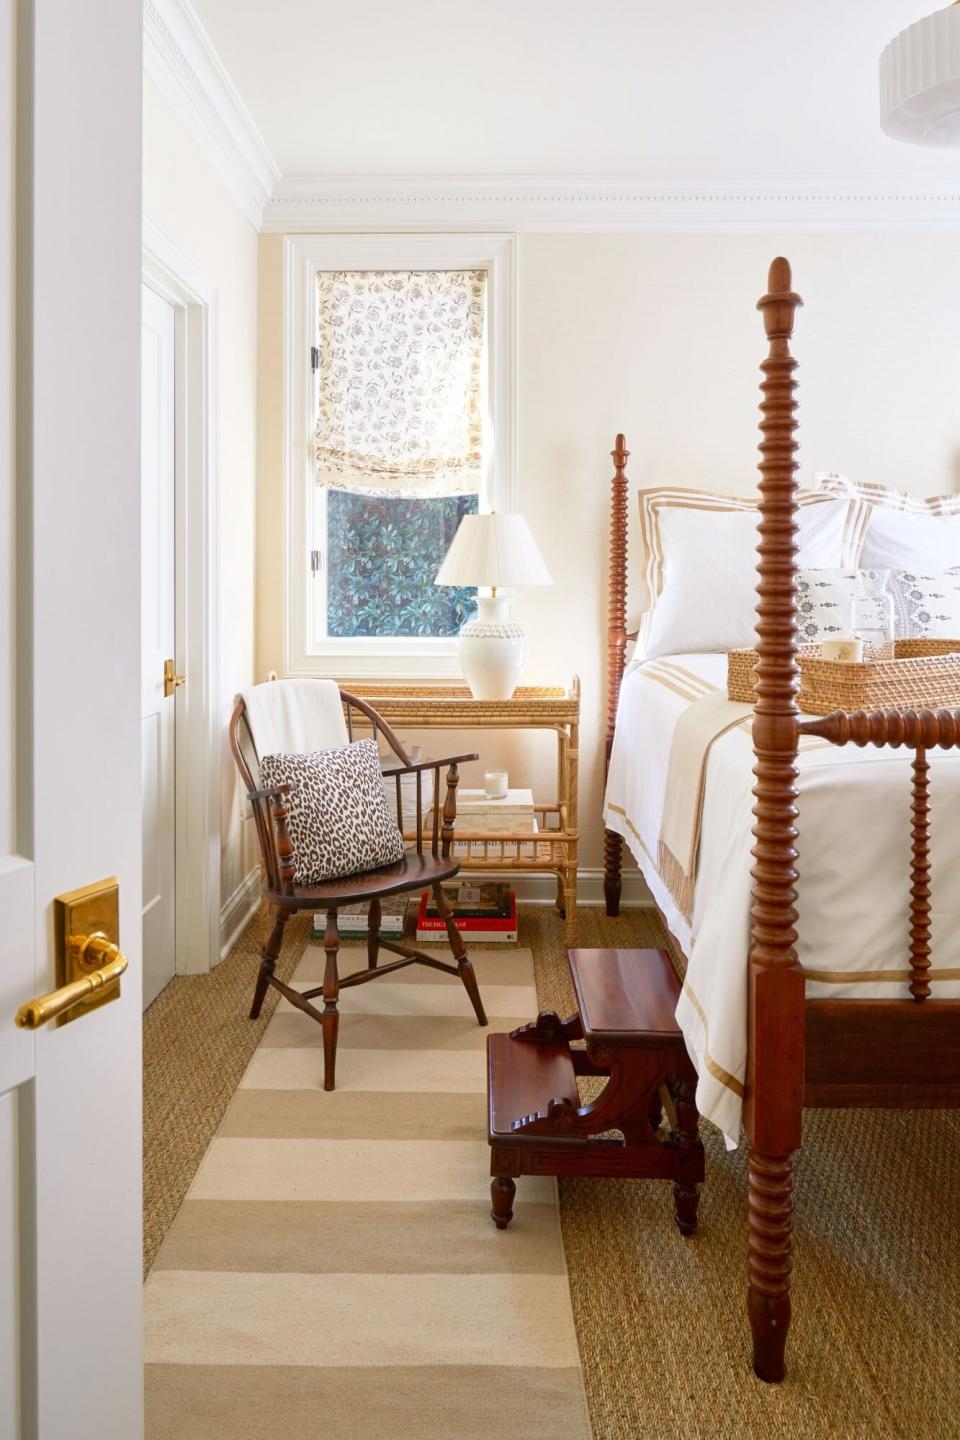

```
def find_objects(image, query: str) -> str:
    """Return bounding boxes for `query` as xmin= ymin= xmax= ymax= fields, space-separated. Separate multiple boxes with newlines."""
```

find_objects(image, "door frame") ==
xmin=142 ymin=214 xmax=221 ymax=976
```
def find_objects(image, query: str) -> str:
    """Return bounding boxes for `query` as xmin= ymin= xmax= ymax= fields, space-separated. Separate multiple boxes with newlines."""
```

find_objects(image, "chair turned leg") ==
xmin=747 ymin=1148 xmax=795 ymax=1383
xmin=367 ymin=898 xmax=381 ymax=970
xmin=322 ymin=909 xmax=341 ymax=1092
xmin=670 ymin=1072 xmax=703 ymax=1237
xmin=433 ymin=883 xmax=487 ymax=1027
xmin=251 ymin=910 xmax=288 ymax=1020
xmin=491 ymin=1176 xmax=516 ymax=1230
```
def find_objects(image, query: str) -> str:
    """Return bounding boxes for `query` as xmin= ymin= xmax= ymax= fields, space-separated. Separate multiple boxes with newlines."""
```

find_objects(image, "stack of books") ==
xmin=441 ymin=788 xmax=548 ymax=859
xmin=416 ymin=883 xmax=518 ymax=944
xmin=310 ymin=896 xmax=408 ymax=942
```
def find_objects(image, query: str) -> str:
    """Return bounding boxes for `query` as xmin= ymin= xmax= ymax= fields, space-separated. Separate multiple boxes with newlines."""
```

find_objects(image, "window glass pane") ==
xmin=326 ymin=490 xmax=477 ymax=638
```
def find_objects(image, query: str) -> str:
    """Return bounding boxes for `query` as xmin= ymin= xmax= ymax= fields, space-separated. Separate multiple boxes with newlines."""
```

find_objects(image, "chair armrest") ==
xmin=247 ymin=781 xmax=293 ymax=802
xmin=381 ymin=754 xmax=478 ymax=857
xmin=380 ymin=752 xmax=478 ymax=778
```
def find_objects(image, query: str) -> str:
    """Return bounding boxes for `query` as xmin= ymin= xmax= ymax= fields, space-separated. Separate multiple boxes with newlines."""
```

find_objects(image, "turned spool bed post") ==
xmin=604 ymin=434 xmax=631 ymax=916
xmin=746 ymin=257 xmax=806 ymax=1382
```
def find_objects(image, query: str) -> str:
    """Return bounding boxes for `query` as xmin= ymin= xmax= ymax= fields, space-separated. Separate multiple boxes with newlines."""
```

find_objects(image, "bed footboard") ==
xmin=604 ymin=434 xmax=631 ymax=916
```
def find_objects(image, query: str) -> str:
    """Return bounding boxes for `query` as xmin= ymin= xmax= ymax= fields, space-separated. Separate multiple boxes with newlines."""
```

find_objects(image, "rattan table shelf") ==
xmin=343 ymin=679 xmax=581 ymax=946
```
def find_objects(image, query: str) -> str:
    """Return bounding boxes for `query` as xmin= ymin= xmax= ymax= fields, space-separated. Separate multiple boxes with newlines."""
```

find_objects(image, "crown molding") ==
xmin=143 ymin=0 xmax=280 ymax=229
xmin=261 ymin=173 xmax=960 ymax=233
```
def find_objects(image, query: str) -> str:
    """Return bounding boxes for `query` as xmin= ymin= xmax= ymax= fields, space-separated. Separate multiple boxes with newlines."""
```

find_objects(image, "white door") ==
xmin=1 ymin=2 xmax=144 ymax=1436
xmin=141 ymin=285 xmax=178 ymax=1009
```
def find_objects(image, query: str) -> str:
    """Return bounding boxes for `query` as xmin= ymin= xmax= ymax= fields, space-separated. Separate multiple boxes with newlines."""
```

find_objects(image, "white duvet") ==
xmin=603 ymin=654 xmax=960 ymax=1146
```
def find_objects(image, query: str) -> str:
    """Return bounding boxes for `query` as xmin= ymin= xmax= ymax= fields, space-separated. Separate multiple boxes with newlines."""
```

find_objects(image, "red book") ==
xmin=416 ymin=890 xmax=517 ymax=937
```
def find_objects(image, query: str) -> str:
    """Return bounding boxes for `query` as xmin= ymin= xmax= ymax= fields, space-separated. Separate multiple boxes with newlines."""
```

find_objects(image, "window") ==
xmin=324 ymin=490 xmax=477 ymax=639
xmin=284 ymin=235 xmax=515 ymax=678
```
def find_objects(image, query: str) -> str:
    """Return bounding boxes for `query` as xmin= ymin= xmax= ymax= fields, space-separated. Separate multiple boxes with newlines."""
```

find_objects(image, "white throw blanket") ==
xmin=657 ymin=691 xmax=751 ymax=922
xmin=239 ymin=678 xmax=348 ymax=761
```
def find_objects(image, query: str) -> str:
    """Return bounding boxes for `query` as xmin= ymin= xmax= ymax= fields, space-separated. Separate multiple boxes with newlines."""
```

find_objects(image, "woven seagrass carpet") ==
xmin=144 ymin=905 xmax=960 ymax=1440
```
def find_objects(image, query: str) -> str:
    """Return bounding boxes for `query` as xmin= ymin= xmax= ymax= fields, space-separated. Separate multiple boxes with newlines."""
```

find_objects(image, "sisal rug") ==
xmin=144 ymin=936 xmax=592 ymax=1439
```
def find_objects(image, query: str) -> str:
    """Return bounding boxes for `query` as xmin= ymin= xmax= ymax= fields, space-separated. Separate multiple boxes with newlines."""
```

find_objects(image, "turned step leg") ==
xmin=747 ymin=1148 xmax=795 ymax=1382
xmin=490 ymin=1176 xmax=516 ymax=1230
xmin=669 ymin=1073 xmax=702 ymax=1237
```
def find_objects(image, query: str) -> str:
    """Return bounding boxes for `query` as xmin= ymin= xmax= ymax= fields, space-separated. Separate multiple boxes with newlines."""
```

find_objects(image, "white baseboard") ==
xmin=219 ymin=866 xmax=262 ymax=962
xmin=468 ymin=867 xmax=651 ymax=908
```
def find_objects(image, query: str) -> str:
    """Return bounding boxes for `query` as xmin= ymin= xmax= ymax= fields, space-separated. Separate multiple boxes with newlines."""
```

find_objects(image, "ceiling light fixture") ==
xmin=881 ymin=1 xmax=960 ymax=144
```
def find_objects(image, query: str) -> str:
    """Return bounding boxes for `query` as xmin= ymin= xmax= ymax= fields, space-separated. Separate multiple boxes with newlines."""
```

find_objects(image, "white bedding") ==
xmin=603 ymin=653 xmax=960 ymax=1146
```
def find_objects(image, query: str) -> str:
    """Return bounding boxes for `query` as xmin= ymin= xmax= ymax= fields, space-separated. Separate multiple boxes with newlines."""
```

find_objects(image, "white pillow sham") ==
xmin=641 ymin=492 xmax=855 ymax=661
xmin=797 ymin=567 xmax=960 ymax=645
xmin=816 ymin=473 xmax=960 ymax=571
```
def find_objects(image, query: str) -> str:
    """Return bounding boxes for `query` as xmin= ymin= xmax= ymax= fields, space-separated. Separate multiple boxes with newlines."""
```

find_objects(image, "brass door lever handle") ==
xmin=163 ymin=658 xmax=186 ymax=697
xmin=16 ymin=933 xmax=128 ymax=1030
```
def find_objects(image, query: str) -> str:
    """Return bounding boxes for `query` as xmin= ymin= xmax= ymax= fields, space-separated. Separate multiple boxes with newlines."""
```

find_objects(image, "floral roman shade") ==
xmin=314 ymin=268 xmax=486 ymax=497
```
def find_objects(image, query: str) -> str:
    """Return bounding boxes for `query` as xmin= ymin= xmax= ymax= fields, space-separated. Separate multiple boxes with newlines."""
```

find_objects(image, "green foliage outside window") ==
xmin=326 ymin=490 xmax=478 ymax=638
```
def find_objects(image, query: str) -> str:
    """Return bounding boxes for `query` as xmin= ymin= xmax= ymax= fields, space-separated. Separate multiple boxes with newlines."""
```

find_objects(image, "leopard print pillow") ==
xmin=259 ymin=740 xmax=405 ymax=886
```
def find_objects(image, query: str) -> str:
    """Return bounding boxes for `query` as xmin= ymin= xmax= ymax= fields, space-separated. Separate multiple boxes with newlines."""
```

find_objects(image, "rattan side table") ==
xmin=343 ymin=679 xmax=581 ymax=946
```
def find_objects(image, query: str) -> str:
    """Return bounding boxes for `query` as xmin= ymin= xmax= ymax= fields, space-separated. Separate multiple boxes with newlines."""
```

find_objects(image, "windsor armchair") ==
xmin=229 ymin=681 xmax=487 ymax=1091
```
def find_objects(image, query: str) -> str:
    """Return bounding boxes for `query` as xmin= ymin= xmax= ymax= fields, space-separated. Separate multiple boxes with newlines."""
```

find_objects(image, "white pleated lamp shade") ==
xmin=434 ymin=513 xmax=552 ymax=589
xmin=881 ymin=3 xmax=960 ymax=146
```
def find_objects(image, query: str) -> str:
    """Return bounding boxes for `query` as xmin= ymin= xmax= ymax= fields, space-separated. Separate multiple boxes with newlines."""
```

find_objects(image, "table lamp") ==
xmin=434 ymin=512 xmax=552 ymax=699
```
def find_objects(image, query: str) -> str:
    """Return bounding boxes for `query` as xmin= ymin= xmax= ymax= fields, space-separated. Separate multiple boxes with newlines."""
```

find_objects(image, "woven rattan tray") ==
xmin=727 ymin=639 xmax=960 ymax=714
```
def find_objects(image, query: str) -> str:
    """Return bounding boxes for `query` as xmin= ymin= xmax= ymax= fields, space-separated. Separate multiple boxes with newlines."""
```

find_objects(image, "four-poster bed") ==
xmin=602 ymin=257 xmax=960 ymax=1381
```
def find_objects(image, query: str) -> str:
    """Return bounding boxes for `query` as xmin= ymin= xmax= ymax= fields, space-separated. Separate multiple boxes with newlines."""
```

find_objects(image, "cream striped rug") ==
xmin=144 ymin=943 xmax=592 ymax=1439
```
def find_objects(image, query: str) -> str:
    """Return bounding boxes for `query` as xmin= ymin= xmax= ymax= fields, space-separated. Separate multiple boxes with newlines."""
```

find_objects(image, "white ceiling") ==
xmin=190 ymin=0 xmax=960 ymax=180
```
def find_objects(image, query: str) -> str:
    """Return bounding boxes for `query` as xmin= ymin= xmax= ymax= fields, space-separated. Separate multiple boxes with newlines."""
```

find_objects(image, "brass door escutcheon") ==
xmin=15 ymin=878 xmax=127 ymax=1029
xmin=163 ymin=658 xmax=185 ymax=697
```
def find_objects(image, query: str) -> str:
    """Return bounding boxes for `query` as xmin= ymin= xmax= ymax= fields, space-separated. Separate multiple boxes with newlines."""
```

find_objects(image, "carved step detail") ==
xmin=487 ymin=1033 xmax=579 ymax=1141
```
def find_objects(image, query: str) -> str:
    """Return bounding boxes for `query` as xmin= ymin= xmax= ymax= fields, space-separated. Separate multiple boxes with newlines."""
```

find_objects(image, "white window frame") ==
xmin=282 ymin=233 xmax=516 ymax=679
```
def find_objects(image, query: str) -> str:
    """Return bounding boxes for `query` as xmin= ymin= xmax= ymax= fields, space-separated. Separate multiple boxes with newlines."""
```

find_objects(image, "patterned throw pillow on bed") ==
xmin=258 ymin=739 xmax=406 ymax=886
xmin=797 ymin=568 xmax=960 ymax=645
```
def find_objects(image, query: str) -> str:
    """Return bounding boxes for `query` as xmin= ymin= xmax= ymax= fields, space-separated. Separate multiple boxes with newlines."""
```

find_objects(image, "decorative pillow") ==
xmin=640 ymin=488 xmax=860 ymax=661
xmin=889 ymin=569 xmax=960 ymax=640
xmin=796 ymin=567 xmax=960 ymax=645
xmin=259 ymin=739 xmax=405 ymax=886
xmin=816 ymin=473 xmax=960 ymax=570
xmin=795 ymin=569 xmax=859 ymax=644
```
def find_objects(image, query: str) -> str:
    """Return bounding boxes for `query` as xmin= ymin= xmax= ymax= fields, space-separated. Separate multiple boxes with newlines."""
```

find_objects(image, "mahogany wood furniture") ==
xmin=334 ymin=681 xmax=581 ymax=946
xmin=602 ymin=258 xmax=960 ymax=1382
xmin=487 ymin=947 xmax=703 ymax=1231
xmin=229 ymin=688 xmax=487 ymax=1091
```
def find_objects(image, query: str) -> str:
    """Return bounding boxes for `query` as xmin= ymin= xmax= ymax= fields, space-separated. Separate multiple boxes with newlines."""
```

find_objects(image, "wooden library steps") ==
xmin=487 ymin=948 xmax=704 ymax=1232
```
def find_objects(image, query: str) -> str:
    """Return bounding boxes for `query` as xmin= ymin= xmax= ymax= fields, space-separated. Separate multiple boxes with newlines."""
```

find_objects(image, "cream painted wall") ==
xmin=256 ymin=231 xmax=960 ymax=887
xmin=143 ymin=75 xmax=260 ymax=925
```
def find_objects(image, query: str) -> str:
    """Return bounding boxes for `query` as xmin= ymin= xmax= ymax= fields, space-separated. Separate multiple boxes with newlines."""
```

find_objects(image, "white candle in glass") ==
xmin=821 ymin=638 xmax=864 ymax=663
xmin=483 ymin=770 xmax=508 ymax=799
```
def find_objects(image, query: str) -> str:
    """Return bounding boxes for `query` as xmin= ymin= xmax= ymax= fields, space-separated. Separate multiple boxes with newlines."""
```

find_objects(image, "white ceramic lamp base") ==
xmin=457 ymin=595 xmax=527 ymax=700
